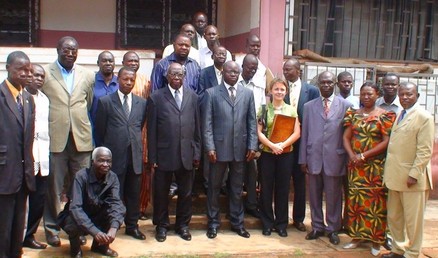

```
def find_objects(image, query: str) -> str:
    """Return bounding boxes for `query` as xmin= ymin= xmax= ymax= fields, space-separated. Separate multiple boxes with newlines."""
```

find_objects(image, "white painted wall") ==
xmin=41 ymin=0 xmax=116 ymax=32
xmin=217 ymin=0 xmax=260 ymax=37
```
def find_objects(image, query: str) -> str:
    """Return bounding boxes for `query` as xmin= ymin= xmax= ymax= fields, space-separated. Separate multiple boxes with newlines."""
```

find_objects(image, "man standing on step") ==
xmin=148 ymin=63 xmax=201 ymax=242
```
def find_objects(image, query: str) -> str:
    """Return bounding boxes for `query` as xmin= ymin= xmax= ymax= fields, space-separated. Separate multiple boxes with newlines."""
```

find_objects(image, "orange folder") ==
xmin=269 ymin=114 xmax=296 ymax=153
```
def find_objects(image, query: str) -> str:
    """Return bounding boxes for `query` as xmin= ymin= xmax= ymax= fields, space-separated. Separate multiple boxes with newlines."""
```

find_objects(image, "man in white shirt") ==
xmin=337 ymin=71 xmax=360 ymax=109
xmin=192 ymin=12 xmax=208 ymax=50
xmin=23 ymin=64 xmax=50 ymax=250
xmin=198 ymin=25 xmax=232 ymax=69
xmin=376 ymin=73 xmax=402 ymax=113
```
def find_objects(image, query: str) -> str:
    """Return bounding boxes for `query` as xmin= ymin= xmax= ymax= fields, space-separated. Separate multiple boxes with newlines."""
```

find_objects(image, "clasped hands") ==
xmin=94 ymin=228 xmax=117 ymax=245
xmin=270 ymin=142 xmax=284 ymax=155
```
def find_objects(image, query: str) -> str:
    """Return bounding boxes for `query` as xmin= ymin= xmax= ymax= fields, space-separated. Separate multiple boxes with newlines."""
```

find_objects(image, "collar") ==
xmin=167 ymin=53 xmax=194 ymax=65
xmin=321 ymin=94 xmax=335 ymax=102
xmin=117 ymin=90 xmax=131 ymax=99
xmin=89 ymin=167 xmax=109 ymax=184
xmin=168 ymin=85 xmax=183 ymax=98
xmin=5 ymin=79 xmax=21 ymax=99
xmin=224 ymin=81 xmax=238 ymax=91
xmin=96 ymin=72 xmax=118 ymax=84
xmin=56 ymin=60 xmax=75 ymax=73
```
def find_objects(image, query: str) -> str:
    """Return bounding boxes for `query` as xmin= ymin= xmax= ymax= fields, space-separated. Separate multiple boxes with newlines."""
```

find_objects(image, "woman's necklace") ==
xmin=273 ymin=104 xmax=283 ymax=111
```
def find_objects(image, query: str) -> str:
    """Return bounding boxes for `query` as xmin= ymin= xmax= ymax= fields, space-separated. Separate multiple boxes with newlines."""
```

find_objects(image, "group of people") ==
xmin=0 ymin=10 xmax=434 ymax=258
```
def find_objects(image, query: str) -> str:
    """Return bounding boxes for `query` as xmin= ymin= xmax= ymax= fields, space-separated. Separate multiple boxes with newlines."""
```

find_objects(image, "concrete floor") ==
xmin=23 ymin=200 xmax=438 ymax=258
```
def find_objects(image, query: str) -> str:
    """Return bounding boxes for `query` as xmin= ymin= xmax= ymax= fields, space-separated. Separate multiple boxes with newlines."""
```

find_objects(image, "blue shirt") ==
xmin=56 ymin=60 xmax=75 ymax=94
xmin=151 ymin=53 xmax=201 ymax=94
xmin=90 ymin=72 xmax=118 ymax=127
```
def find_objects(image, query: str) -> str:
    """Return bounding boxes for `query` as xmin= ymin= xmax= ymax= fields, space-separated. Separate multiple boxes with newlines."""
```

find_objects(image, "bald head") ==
xmin=283 ymin=58 xmax=301 ymax=82
xmin=246 ymin=35 xmax=261 ymax=56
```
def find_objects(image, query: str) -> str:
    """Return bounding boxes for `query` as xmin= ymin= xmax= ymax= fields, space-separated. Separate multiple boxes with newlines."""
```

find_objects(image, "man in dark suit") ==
xmin=0 ymin=51 xmax=35 ymax=258
xmin=299 ymin=71 xmax=352 ymax=245
xmin=283 ymin=58 xmax=320 ymax=232
xmin=95 ymin=67 xmax=147 ymax=240
xmin=203 ymin=61 xmax=258 ymax=239
xmin=148 ymin=63 xmax=201 ymax=242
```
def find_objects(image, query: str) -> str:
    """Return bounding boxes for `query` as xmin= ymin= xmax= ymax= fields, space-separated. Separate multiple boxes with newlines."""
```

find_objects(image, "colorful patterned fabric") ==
xmin=343 ymin=107 xmax=395 ymax=243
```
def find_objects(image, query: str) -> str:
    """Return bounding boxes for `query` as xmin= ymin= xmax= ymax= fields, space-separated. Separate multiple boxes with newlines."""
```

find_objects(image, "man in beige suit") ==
xmin=42 ymin=36 xmax=95 ymax=247
xmin=383 ymin=82 xmax=434 ymax=258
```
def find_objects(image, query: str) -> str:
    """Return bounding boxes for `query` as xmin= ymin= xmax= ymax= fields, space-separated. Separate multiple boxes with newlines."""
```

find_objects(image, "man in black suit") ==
xmin=148 ymin=63 xmax=201 ymax=242
xmin=0 ymin=51 xmax=35 ymax=258
xmin=283 ymin=58 xmax=320 ymax=232
xmin=95 ymin=67 xmax=147 ymax=240
xmin=203 ymin=61 xmax=258 ymax=239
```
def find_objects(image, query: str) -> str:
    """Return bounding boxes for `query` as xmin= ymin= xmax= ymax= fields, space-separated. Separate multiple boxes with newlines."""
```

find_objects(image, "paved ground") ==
xmin=23 ymin=200 xmax=438 ymax=258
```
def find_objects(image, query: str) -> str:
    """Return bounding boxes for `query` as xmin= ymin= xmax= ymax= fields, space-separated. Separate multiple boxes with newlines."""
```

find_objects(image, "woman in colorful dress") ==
xmin=257 ymin=78 xmax=301 ymax=237
xmin=342 ymin=81 xmax=395 ymax=256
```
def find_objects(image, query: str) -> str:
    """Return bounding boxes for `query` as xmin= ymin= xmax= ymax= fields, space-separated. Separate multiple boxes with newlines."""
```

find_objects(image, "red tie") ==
xmin=324 ymin=98 xmax=329 ymax=117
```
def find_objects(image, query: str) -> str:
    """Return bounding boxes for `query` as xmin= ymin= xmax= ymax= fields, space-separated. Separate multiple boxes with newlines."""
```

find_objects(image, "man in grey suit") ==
xmin=148 ymin=63 xmax=201 ymax=242
xmin=203 ymin=61 xmax=258 ymax=239
xmin=95 ymin=67 xmax=147 ymax=240
xmin=299 ymin=71 xmax=352 ymax=245
xmin=283 ymin=58 xmax=320 ymax=232
xmin=0 ymin=51 xmax=35 ymax=258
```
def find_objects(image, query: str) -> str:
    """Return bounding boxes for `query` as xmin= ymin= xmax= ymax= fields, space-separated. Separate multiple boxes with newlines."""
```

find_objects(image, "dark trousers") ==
xmin=207 ymin=161 xmax=245 ymax=229
xmin=259 ymin=152 xmax=293 ymax=231
xmin=244 ymin=159 xmax=258 ymax=211
xmin=25 ymin=174 xmax=48 ymax=240
xmin=117 ymin=152 xmax=141 ymax=230
xmin=62 ymin=213 xmax=111 ymax=254
xmin=44 ymin=134 xmax=91 ymax=239
xmin=153 ymin=167 xmax=193 ymax=230
xmin=0 ymin=184 xmax=28 ymax=258
xmin=290 ymin=141 xmax=306 ymax=223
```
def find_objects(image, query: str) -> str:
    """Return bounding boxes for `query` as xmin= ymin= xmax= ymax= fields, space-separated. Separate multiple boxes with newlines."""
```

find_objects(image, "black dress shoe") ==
xmin=47 ymin=235 xmax=61 ymax=247
xmin=292 ymin=221 xmax=307 ymax=232
xmin=23 ymin=238 xmax=47 ymax=249
xmin=245 ymin=209 xmax=261 ymax=218
xmin=155 ymin=228 xmax=167 ymax=242
xmin=381 ymin=252 xmax=405 ymax=258
xmin=327 ymin=232 xmax=340 ymax=245
xmin=305 ymin=230 xmax=324 ymax=240
xmin=383 ymin=237 xmax=393 ymax=250
xmin=262 ymin=228 xmax=271 ymax=236
xmin=176 ymin=228 xmax=192 ymax=241
xmin=277 ymin=229 xmax=288 ymax=237
xmin=91 ymin=246 xmax=118 ymax=257
xmin=70 ymin=250 xmax=82 ymax=258
xmin=79 ymin=235 xmax=87 ymax=245
xmin=231 ymin=227 xmax=250 ymax=238
xmin=126 ymin=228 xmax=146 ymax=240
xmin=206 ymin=227 xmax=218 ymax=239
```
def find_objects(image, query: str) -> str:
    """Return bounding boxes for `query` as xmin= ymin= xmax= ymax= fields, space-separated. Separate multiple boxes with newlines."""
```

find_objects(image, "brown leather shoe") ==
xmin=292 ymin=221 xmax=307 ymax=232
xmin=91 ymin=246 xmax=118 ymax=257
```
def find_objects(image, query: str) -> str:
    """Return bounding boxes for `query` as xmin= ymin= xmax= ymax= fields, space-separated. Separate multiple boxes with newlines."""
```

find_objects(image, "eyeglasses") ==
xmin=61 ymin=48 xmax=78 ymax=55
xmin=169 ymin=72 xmax=184 ymax=78
xmin=224 ymin=71 xmax=239 ymax=75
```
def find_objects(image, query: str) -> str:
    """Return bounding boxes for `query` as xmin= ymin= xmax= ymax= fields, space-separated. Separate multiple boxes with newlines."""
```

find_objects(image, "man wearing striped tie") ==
xmin=95 ymin=67 xmax=147 ymax=241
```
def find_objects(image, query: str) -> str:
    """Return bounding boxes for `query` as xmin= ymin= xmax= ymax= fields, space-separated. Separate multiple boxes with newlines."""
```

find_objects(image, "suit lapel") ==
xmin=129 ymin=95 xmax=140 ymax=121
xmin=22 ymin=91 xmax=32 ymax=128
xmin=71 ymin=66 xmax=82 ymax=94
xmin=218 ymin=83 xmax=233 ymax=106
xmin=1 ymin=83 xmax=23 ymax=127
xmin=208 ymin=67 xmax=217 ymax=87
xmin=326 ymin=97 xmax=339 ymax=119
xmin=49 ymin=63 xmax=69 ymax=94
xmin=180 ymin=87 xmax=190 ymax=111
xmin=110 ymin=93 xmax=127 ymax=121
xmin=234 ymin=82 xmax=244 ymax=106
xmin=393 ymin=108 xmax=414 ymax=131
xmin=164 ymin=87 xmax=180 ymax=110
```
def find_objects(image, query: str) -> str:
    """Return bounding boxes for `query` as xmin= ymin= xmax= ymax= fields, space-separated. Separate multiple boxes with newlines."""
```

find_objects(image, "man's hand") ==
xmin=246 ymin=150 xmax=256 ymax=161
xmin=407 ymin=176 xmax=417 ymax=188
xmin=300 ymin=164 xmax=309 ymax=174
xmin=208 ymin=151 xmax=217 ymax=163
xmin=94 ymin=231 xmax=110 ymax=245
xmin=107 ymin=228 xmax=117 ymax=243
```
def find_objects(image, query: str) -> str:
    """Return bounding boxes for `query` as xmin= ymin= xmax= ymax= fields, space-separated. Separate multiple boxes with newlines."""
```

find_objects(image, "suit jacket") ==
xmin=42 ymin=62 xmax=94 ymax=152
xmin=147 ymin=86 xmax=201 ymax=171
xmin=285 ymin=81 xmax=320 ymax=123
xmin=299 ymin=96 xmax=352 ymax=176
xmin=203 ymin=82 xmax=258 ymax=162
xmin=95 ymin=92 xmax=147 ymax=175
xmin=199 ymin=65 xmax=219 ymax=100
xmin=384 ymin=105 xmax=434 ymax=191
xmin=0 ymin=81 xmax=35 ymax=194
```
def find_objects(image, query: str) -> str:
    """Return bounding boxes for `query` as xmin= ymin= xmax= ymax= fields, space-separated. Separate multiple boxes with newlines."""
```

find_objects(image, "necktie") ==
xmin=323 ymin=98 xmax=330 ymax=117
xmin=174 ymin=89 xmax=182 ymax=109
xmin=229 ymin=86 xmax=236 ymax=104
xmin=16 ymin=94 xmax=23 ymax=119
xmin=123 ymin=94 xmax=130 ymax=117
xmin=397 ymin=109 xmax=406 ymax=124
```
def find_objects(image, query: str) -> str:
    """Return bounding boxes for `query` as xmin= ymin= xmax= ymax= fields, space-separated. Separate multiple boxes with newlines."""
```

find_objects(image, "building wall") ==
xmin=39 ymin=0 xmax=117 ymax=49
